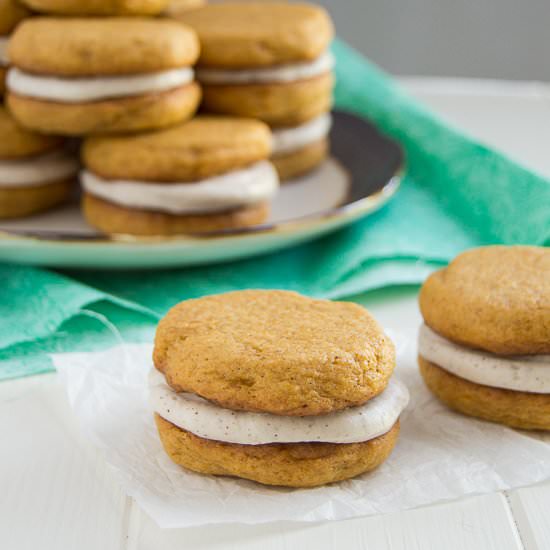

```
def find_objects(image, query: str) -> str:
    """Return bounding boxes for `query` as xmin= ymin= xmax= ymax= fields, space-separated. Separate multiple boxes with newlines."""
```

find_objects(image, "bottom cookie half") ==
xmin=155 ymin=414 xmax=400 ymax=487
xmin=6 ymin=83 xmax=200 ymax=136
xmin=83 ymin=193 xmax=270 ymax=236
xmin=419 ymin=356 xmax=550 ymax=430
xmin=272 ymin=138 xmax=328 ymax=181
xmin=0 ymin=178 xmax=73 ymax=218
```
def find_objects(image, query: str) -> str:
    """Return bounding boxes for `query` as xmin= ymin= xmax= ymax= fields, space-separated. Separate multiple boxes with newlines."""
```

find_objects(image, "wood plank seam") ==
xmin=504 ymin=491 xmax=530 ymax=550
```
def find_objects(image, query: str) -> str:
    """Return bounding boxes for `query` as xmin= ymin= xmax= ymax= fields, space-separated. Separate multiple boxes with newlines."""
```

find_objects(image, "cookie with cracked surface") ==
xmin=153 ymin=290 xmax=396 ymax=416
xmin=420 ymin=246 xmax=550 ymax=355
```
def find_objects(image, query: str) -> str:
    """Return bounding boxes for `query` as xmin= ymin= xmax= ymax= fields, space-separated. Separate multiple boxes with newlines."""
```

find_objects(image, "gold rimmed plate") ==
xmin=0 ymin=111 xmax=403 ymax=268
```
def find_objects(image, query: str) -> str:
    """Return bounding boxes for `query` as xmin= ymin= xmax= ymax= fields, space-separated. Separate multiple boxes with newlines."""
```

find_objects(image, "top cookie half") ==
xmin=153 ymin=290 xmax=395 ymax=416
xmin=420 ymin=246 xmax=550 ymax=355
xmin=8 ymin=17 xmax=199 ymax=75
xmin=177 ymin=2 xmax=334 ymax=68
xmin=19 ymin=0 xmax=170 ymax=16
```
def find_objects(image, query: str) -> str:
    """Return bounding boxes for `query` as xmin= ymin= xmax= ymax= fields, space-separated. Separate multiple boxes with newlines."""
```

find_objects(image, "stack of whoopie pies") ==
xmin=178 ymin=2 xmax=335 ymax=181
xmin=5 ymin=1 xmax=350 ymax=230
xmin=151 ymin=290 xmax=409 ymax=487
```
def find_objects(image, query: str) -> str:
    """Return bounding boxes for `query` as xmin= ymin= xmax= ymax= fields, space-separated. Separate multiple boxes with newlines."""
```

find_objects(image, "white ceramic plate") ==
xmin=0 ymin=112 xmax=403 ymax=268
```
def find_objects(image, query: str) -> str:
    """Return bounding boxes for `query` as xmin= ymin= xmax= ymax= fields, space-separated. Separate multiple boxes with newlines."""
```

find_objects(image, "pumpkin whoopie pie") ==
xmin=151 ymin=290 xmax=409 ymax=487
xmin=178 ymin=2 xmax=334 ymax=181
xmin=0 ymin=104 xmax=78 ymax=218
xmin=81 ymin=116 xmax=279 ymax=236
xmin=19 ymin=0 xmax=170 ymax=15
xmin=6 ymin=17 xmax=200 ymax=135
xmin=0 ymin=0 xmax=30 ymax=96
xmin=418 ymin=246 xmax=550 ymax=430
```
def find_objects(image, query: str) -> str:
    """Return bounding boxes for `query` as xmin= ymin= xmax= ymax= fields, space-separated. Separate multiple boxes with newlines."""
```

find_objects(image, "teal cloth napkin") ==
xmin=1 ymin=40 xmax=549 ymax=381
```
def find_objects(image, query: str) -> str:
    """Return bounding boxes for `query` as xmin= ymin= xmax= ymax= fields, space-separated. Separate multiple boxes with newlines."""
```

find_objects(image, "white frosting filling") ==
xmin=418 ymin=324 xmax=550 ymax=394
xmin=149 ymin=369 xmax=409 ymax=445
xmin=0 ymin=36 xmax=9 ymax=66
xmin=272 ymin=113 xmax=332 ymax=156
xmin=0 ymin=150 xmax=79 ymax=187
xmin=6 ymin=67 xmax=194 ymax=103
xmin=81 ymin=161 xmax=279 ymax=214
xmin=196 ymin=51 xmax=335 ymax=85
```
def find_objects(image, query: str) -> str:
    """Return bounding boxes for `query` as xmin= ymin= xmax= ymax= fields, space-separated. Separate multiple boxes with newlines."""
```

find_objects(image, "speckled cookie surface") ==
xmin=0 ymin=0 xmax=30 ymax=35
xmin=20 ymin=0 xmax=169 ymax=15
xmin=0 ymin=179 xmax=73 ymax=218
xmin=153 ymin=290 xmax=395 ymax=416
xmin=83 ymin=193 xmax=269 ymax=236
xmin=202 ymin=73 xmax=333 ymax=127
xmin=155 ymin=414 xmax=399 ymax=487
xmin=0 ymin=105 xmax=62 ymax=159
xmin=272 ymin=137 xmax=328 ymax=181
xmin=419 ymin=357 xmax=550 ymax=431
xmin=178 ymin=2 xmax=333 ymax=68
xmin=8 ymin=17 xmax=199 ymax=76
xmin=83 ymin=116 xmax=271 ymax=182
xmin=419 ymin=246 xmax=550 ymax=355
xmin=7 ymin=83 xmax=200 ymax=136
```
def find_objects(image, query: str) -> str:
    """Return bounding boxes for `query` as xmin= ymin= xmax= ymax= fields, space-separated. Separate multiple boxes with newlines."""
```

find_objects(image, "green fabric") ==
xmin=1 ymin=40 xmax=549 ymax=380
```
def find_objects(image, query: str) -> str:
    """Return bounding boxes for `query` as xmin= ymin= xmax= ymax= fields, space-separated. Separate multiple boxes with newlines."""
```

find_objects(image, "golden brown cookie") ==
xmin=419 ymin=246 xmax=550 ymax=355
xmin=0 ymin=178 xmax=73 ymax=218
xmin=154 ymin=290 xmax=395 ymax=416
xmin=8 ymin=17 xmax=199 ymax=76
xmin=82 ymin=193 xmax=269 ymax=236
xmin=0 ymin=104 xmax=62 ymax=159
xmin=155 ymin=414 xmax=399 ymax=488
xmin=0 ymin=0 xmax=30 ymax=35
xmin=82 ymin=116 xmax=272 ymax=182
xmin=201 ymin=73 xmax=333 ymax=127
xmin=419 ymin=357 xmax=550 ymax=431
xmin=20 ymin=0 xmax=169 ymax=15
xmin=272 ymin=137 xmax=328 ymax=181
xmin=7 ymin=84 xmax=201 ymax=136
xmin=178 ymin=2 xmax=333 ymax=68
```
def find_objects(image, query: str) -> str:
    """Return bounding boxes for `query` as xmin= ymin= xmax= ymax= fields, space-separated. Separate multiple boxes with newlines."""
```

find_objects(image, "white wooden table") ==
xmin=2 ymin=78 xmax=550 ymax=550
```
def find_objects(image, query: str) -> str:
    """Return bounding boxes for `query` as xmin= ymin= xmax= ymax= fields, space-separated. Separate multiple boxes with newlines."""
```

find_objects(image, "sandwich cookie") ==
xmin=152 ymin=290 xmax=408 ymax=487
xmin=6 ymin=17 xmax=201 ymax=135
xmin=19 ymin=0 xmax=170 ymax=15
xmin=418 ymin=246 xmax=550 ymax=430
xmin=0 ymin=0 xmax=30 ymax=95
xmin=0 ymin=105 xmax=78 ymax=218
xmin=178 ymin=2 xmax=335 ymax=128
xmin=81 ymin=116 xmax=278 ymax=236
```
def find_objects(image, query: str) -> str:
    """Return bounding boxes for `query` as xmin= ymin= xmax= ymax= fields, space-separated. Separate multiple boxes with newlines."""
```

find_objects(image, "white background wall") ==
xmin=317 ymin=0 xmax=549 ymax=80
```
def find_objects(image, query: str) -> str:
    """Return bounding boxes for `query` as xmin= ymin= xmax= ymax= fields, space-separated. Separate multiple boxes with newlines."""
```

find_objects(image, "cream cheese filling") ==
xmin=272 ymin=113 xmax=332 ymax=156
xmin=6 ymin=67 xmax=194 ymax=103
xmin=0 ymin=149 xmax=79 ymax=187
xmin=81 ymin=161 xmax=279 ymax=215
xmin=149 ymin=368 xmax=409 ymax=445
xmin=0 ymin=36 xmax=9 ymax=67
xmin=418 ymin=323 xmax=550 ymax=394
xmin=196 ymin=51 xmax=335 ymax=85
